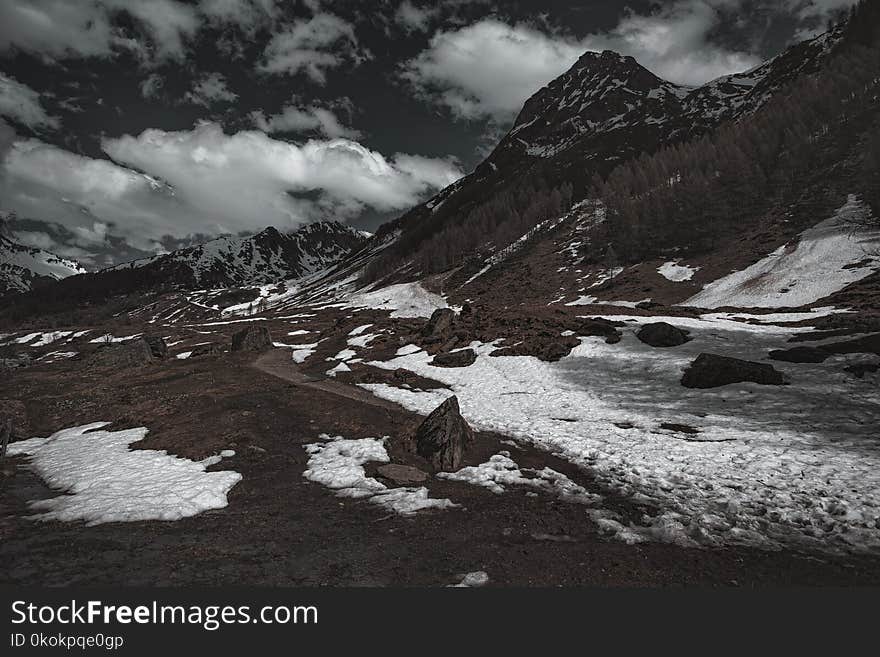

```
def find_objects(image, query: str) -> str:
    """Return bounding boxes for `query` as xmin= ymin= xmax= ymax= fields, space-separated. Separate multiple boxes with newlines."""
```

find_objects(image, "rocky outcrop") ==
xmin=231 ymin=325 xmax=273 ymax=352
xmin=768 ymin=345 xmax=828 ymax=363
xmin=681 ymin=353 xmax=787 ymax=388
xmin=414 ymin=396 xmax=474 ymax=471
xmin=432 ymin=349 xmax=477 ymax=368
xmin=636 ymin=322 xmax=691 ymax=347
xmin=90 ymin=339 xmax=155 ymax=368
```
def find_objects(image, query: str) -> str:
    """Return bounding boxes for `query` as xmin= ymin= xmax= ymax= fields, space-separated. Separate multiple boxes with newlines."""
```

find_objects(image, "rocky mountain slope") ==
xmin=366 ymin=23 xmax=847 ymax=277
xmin=0 ymin=235 xmax=86 ymax=296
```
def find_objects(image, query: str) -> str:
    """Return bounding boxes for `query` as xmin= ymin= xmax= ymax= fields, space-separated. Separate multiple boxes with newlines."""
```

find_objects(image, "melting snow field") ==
xmin=342 ymin=282 xmax=450 ymax=318
xmin=686 ymin=195 xmax=879 ymax=308
xmin=303 ymin=434 xmax=456 ymax=515
xmin=360 ymin=315 xmax=880 ymax=554
xmin=6 ymin=423 xmax=241 ymax=525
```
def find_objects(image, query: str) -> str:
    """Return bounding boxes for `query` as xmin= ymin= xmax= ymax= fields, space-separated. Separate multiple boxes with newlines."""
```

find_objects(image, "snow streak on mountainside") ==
xmin=108 ymin=221 xmax=367 ymax=289
xmin=0 ymin=234 xmax=86 ymax=296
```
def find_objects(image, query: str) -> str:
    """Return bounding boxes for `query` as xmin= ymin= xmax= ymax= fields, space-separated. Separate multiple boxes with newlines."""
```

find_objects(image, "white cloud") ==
xmin=258 ymin=14 xmax=367 ymax=83
xmin=104 ymin=0 xmax=201 ymax=60
xmin=183 ymin=73 xmax=239 ymax=107
xmin=0 ymin=122 xmax=462 ymax=251
xmin=250 ymin=101 xmax=361 ymax=139
xmin=0 ymin=73 xmax=59 ymax=130
xmin=395 ymin=1 xmax=439 ymax=34
xmin=402 ymin=20 xmax=586 ymax=121
xmin=140 ymin=74 xmax=164 ymax=99
xmin=403 ymin=3 xmax=770 ymax=121
xmin=0 ymin=0 xmax=277 ymax=63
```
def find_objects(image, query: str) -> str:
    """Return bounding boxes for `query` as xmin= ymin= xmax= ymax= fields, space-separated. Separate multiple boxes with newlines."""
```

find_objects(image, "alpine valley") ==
xmin=2 ymin=0 xmax=880 ymax=588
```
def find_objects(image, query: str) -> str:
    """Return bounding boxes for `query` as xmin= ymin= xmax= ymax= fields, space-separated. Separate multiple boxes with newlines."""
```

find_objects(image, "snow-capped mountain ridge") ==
xmin=0 ymin=234 xmax=86 ymax=296
xmin=491 ymin=25 xmax=845 ymax=169
xmin=109 ymin=221 xmax=368 ymax=289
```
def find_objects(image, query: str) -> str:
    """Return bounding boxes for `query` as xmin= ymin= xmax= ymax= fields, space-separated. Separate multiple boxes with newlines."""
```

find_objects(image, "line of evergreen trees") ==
xmin=593 ymin=0 xmax=880 ymax=262
xmin=364 ymin=178 xmax=573 ymax=280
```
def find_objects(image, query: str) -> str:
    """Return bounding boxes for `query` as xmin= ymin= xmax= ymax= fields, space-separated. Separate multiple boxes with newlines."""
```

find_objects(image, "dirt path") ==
xmin=252 ymin=348 xmax=403 ymax=411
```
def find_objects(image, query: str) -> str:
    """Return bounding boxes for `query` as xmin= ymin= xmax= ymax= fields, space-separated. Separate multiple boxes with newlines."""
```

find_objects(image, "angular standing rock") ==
xmin=636 ymin=322 xmax=690 ymax=347
xmin=421 ymin=308 xmax=456 ymax=343
xmin=231 ymin=325 xmax=273 ymax=352
xmin=414 ymin=396 xmax=474 ymax=471
xmin=681 ymin=353 xmax=787 ymax=388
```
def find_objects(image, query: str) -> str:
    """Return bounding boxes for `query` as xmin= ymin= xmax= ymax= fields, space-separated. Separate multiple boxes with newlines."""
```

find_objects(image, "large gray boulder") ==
xmin=681 ymin=353 xmax=786 ymax=388
xmin=231 ymin=325 xmax=273 ymax=352
xmin=636 ymin=322 xmax=690 ymax=348
xmin=414 ymin=396 xmax=474 ymax=471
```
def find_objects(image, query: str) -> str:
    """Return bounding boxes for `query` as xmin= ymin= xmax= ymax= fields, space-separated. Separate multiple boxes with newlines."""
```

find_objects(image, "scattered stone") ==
xmin=376 ymin=464 xmax=429 ymax=485
xmin=636 ymin=322 xmax=690 ymax=348
xmin=659 ymin=422 xmax=700 ymax=434
xmin=0 ymin=399 xmax=29 ymax=440
xmin=0 ymin=353 xmax=32 ymax=369
xmin=432 ymin=349 xmax=477 ymax=368
xmin=635 ymin=300 xmax=662 ymax=310
xmin=231 ymin=325 xmax=273 ymax=352
xmin=190 ymin=343 xmax=223 ymax=358
xmin=768 ymin=345 xmax=828 ymax=363
xmin=143 ymin=336 xmax=168 ymax=359
xmin=414 ymin=396 xmax=474 ymax=471
xmin=681 ymin=353 xmax=787 ymax=388
xmin=844 ymin=362 xmax=879 ymax=378
xmin=579 ymin=318 xmax=623 ymax=344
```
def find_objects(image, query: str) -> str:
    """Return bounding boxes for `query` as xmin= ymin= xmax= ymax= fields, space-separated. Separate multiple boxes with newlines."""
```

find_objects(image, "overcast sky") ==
xmin=0 ymin=0 xmax=856 ymax=267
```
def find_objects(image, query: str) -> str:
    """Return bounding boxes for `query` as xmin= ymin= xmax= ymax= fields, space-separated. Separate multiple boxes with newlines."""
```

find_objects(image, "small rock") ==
xmin=681 ymin=353 xmax=787 ymax=388
xmin=376 ymin=464 xmax=429 ymax=485
xmin=143 ymin=335 xmax=168 ymax=359
xmin=432 ymin=349 xmax=477 ymax=368
xmin=768 ymin=345 xmax=828 ymax=363
xmin=191 ymin=343 xmax=223 ymax=357
xmin=231 ymin=325 xmax=273 ymax=352
xmin=636 ymin=322 xmax=691 ymax=348
xmin=414 ymin=395 xmax=474 ymax=471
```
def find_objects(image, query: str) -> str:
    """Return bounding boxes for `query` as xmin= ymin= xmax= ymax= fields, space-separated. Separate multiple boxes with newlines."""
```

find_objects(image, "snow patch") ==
xmin=303 ymin=435 xmax=456 ymax=515
xmin=6 ymin=423 xmax=241 ymax=525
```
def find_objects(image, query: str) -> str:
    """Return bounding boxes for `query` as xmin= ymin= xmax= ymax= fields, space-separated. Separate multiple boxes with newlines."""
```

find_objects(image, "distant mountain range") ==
xmin=0 ymin=234 xmax=86 ymax=296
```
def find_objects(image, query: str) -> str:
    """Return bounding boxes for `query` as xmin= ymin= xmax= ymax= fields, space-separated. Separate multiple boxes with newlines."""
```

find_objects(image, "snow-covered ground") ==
xmin=303 ymin=435 xmax=456 ymax=515
xmin=658 ymin=261 xmax=698 ymax=282
xmin=438 ymin=451 xmax=598 ymax=504
xmin=7 ymin=423 xmax=241 ymax=525
xmin=686 ymin=195 xmax=879 ymax=308
xmin=359 ymin=315 xmax=880 ymax=554
xmin=341 ymin=282 xmax=450 ymax=318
